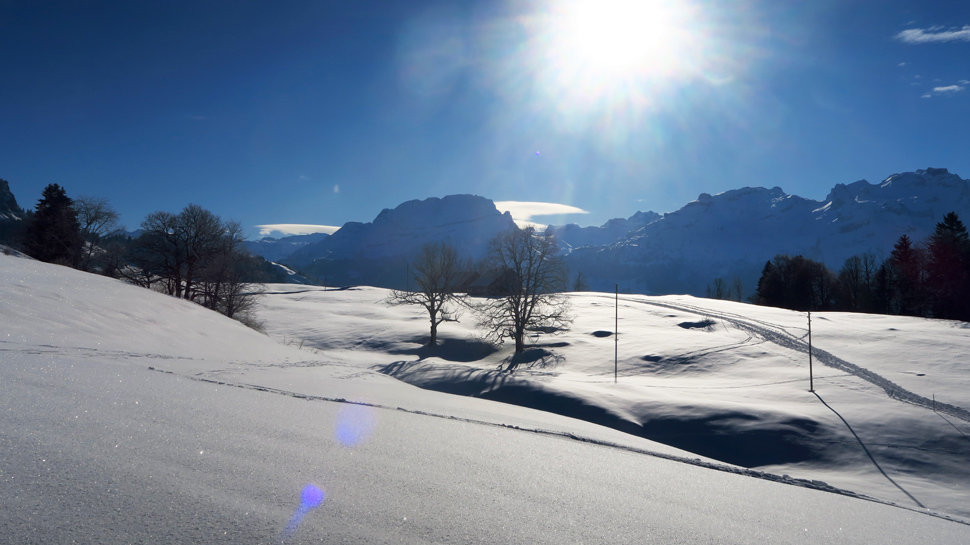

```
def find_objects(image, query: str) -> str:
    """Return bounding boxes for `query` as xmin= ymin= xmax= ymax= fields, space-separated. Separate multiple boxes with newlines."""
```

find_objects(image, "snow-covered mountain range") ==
xmin=546 ymin=210 xmax=662 ymax=252
xmin=566 ymin=167 xmax=970 ymax=295
xmin=279 ymin=194 xmax=518 ymax=286
xmin=288 ymin=194 xmax=516 ymax=263
xmin=243 ymin=232 xmax=330 ymax=262
xmin=258 ymin=168 xmax=970 ymax=295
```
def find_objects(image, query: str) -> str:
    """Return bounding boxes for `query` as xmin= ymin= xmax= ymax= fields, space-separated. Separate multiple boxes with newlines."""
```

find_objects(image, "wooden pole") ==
xmin=808 ymin=310 xmax=814 ymax=392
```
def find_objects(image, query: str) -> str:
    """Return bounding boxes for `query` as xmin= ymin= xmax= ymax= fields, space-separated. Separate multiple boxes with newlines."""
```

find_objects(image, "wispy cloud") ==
xmin=256 ymin=224 xmax=341 ymax=237
xmin=333 ymin=184 xmax=340 ymax=194
xmin=493 ymin=201 xmax=589 ymax=230
xmin=896 ymin=25 xmax=970 ymax=44
xmin=920 ymin=83 xmax=966 ymax=99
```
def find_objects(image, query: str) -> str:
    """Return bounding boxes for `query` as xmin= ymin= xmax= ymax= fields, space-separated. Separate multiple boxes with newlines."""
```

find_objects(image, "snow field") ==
xmin=3 ymin=252 xmax=970 ymax=542
xmin=254 ymin=284 xmax=970 ymax=518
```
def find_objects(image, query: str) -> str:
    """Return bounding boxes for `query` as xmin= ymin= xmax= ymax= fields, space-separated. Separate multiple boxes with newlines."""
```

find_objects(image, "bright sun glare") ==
xmin=526 ymin=0 xmax=711 ymax=119
xmin=557 ymin=0 xmax=693 ymax=78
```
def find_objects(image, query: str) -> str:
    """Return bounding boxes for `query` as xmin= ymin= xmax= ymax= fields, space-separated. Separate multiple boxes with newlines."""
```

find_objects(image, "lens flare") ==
xmin=301 ymin=484 xmax=325 ymax=509
xmin=280 ymin=484 xmax=326 ymax=543
xmin=335 ymin=403 xmax=377 ymax=447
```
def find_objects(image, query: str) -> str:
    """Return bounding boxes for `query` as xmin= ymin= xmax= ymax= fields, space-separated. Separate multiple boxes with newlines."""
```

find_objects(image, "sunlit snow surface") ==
xmin=3 ymin=252 xmax=970 ymax=543
xmin=254 ymin=283 xmax=970 ymax=519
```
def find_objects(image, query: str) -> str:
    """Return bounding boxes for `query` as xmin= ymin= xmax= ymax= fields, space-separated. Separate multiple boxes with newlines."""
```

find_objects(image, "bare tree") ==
xmin=129 ymin=210 xmax=185 ymax=296
xmin=731 ymin=277 xmax=744 ymax=302
xmin=127 ymin=205 xmax=263 ymax=324
xmin=712 ymin=277 xmax=727 ymax=299
xmin=385 ymin=242 xmax=464 ymax=346
xmin=177 ymin=204 xmax=224 ymax=302
xmin=73 ymin=195 xmax=123 ymax=272
xmin=198 ymin=220 xmax=260 ymax=319
xmin=572 ymin=271 xmax=590 ymax=292
xmin=475 ymin=227 xmax=571 ymax=355
xmin=837 ymin=255 xmax=864 ymax=311
xmin=860 ymin=251 xmax=878 ymax=311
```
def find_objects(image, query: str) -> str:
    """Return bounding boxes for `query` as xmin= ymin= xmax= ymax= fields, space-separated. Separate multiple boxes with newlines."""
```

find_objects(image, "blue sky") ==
xmin=2 ymin=0 xmax=969 ymax=239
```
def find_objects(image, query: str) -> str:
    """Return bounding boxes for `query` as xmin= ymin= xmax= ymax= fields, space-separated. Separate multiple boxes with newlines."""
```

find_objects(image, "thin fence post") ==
xmin=808 ymin=310 xmax=814 ymax=393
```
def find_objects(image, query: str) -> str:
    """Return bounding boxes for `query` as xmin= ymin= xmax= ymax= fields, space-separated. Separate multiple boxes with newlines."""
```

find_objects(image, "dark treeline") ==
xmin=2 ymin=182 xmax=284 ymax=328
xmin=753 ymin=212 xmax=970 ymax=321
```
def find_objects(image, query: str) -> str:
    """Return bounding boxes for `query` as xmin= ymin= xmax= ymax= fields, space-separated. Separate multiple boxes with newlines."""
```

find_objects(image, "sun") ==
xmin=523 ymin=0 xmax=710 ymax=116
xmin=555 ymin=0 xmax=695 ymax=79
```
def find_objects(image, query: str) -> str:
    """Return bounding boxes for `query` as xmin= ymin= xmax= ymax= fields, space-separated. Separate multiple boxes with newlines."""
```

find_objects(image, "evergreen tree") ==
xmin=755 ymin=254 xmax=838 ymax=311
xmin=889 ymin=234 xmax=927 ymax=316
xmin=24 ymin=184 xmax=83 ymax=266
xmin=755 ymin=260 xmax=779 ymax=306
xmin=926 ymin=212 xmax=970 ymax=320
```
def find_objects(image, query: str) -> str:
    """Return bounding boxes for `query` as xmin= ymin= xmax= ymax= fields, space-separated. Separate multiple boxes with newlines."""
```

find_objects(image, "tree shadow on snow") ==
xmin=375 ymin=360 xmax=512 ymax=397
xmin=389 ymin=336 xmax=499 ymax=363
xmin=500 ymin=348 xmax=564 ymax=373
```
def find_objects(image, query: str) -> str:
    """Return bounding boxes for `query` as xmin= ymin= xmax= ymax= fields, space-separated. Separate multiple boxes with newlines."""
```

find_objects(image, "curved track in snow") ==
xmin=616 ymin=295 xmax=970 ymax=424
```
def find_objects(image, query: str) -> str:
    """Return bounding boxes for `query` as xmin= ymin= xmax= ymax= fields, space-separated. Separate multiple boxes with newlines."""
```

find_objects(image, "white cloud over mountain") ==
xmin=493 ymin=201 xmax=589 ymax=229
xmin=257 ymin=224 xmax=341 ymax=237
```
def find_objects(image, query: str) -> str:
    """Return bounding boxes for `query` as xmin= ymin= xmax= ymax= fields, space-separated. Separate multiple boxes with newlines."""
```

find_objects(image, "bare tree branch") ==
xmin=385 ymin=241 xmax=464 ymax=346
xmin=474 ymin=227 xmax=571 ymax=360
xmin=73 ymin=195 xmax=123 ymax=272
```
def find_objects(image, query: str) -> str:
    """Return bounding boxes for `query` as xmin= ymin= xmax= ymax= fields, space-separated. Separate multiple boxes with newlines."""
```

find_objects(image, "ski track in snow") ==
xmin=613 ymin=295 xmax=970 ymax=424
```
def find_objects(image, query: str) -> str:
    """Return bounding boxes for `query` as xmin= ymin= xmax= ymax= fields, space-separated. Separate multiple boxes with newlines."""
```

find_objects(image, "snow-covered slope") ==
xmin=5 ymin=251 xmax=970 ymax=542
xmin=255 ymin=283 xmax=970 ymax=520
xmin=567 ymin=168 xmax=970 ymax=295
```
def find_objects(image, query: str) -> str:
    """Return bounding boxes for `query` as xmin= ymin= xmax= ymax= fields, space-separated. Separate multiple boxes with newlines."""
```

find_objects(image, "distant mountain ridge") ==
xmin=287 ymin=194 xmax=517 ymax=265
xmin=564 ymin=167 xmax=970 ymax=295
xmin=273 ymin=168 xmax=970 ymax=296
xmin=0 ymin=179 xmax=25 ymax=222
xmin=281 ymin=194 xmax=518 ymax=287
xmin=172 ymin=167 xmax=970 ymax=295
xmin=546 ymin=210 xmax=661 ymax=252
xmin=243 ymin=232 xmax=330 ymax=263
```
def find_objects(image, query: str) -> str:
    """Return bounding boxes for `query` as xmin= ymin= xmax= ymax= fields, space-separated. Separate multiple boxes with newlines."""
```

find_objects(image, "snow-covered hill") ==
xmin=255 ymin=283 xmax=970 ymax=520
xmin=3 ymin=253 xmax=970 ymax=542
